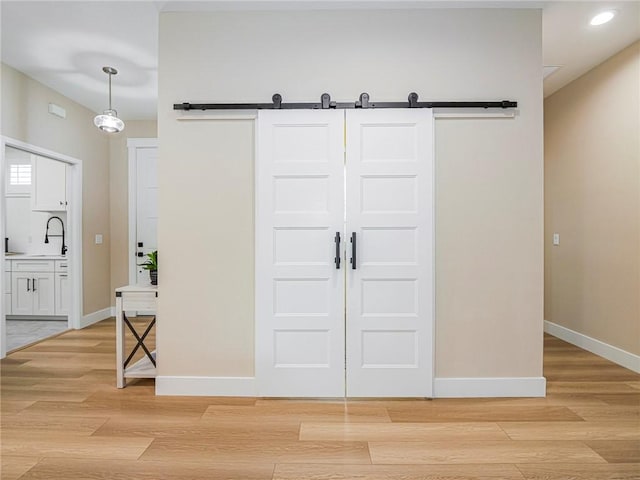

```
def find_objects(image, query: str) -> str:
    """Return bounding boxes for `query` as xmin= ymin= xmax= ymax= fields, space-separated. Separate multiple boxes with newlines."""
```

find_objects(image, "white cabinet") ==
xmin=6 ymin=259 xmax=69 ymax=317
xmin=31 ymin=155 xmax=67 ymax=211
xmin=11 ymin=273 xmax=32 ymax=315
xmin=4 ymin=270 xmax=11 ymax=315
xmin=11 ymin=271 xmax=55 ymax=316
xmin=8 ymin=259 xmax=59 ymax=316
xmin=55 ymin=272 xmax=70 ymax=315
xmin=11 ymin=259 xmax=54 ymax=272
xmin=54 ymin=259 xmax=70 ymax=315
xmin=31 ymin=273 xmax=55 ymax=316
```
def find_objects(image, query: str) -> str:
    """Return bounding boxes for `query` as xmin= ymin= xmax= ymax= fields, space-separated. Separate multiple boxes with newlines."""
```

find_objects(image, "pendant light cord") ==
xmin=108 ymin=71 xmax=113 ymax=111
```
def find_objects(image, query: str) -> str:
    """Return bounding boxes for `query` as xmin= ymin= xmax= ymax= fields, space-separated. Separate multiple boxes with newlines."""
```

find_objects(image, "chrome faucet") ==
xmin=44 ymin=216 xmax=67 ymax=255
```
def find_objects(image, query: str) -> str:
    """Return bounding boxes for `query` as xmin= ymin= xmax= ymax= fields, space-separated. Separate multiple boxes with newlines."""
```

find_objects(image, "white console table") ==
xmin=115 ymin=284 xmax=157 ymax=388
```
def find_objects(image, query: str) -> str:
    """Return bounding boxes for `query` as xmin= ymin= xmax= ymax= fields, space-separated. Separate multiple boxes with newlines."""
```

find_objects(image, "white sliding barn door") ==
xmin=256 ymin=110 xmax=345 ymax=397
xmin=345 ymin=109 xmax=434 ymax=397
xmin=256 ymin=109 xmax=434 ymax=398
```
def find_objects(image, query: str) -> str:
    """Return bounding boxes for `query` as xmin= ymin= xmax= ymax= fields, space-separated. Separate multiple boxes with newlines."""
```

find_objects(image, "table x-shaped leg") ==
xmin=123 ymin=313 xmax=156 ymax=368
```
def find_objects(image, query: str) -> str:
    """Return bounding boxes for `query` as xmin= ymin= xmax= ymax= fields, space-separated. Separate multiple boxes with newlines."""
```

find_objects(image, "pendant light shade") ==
xmin=94 ymin=109 xmax=125 ymax=133
xmin=94 ymin=66 xmax=125 ymax=133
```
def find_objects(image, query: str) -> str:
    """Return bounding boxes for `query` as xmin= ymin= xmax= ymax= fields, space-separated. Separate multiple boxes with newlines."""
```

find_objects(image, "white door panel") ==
xmin=256 ymin=109 xmax=434 ymax=398
xmin=256 ymin=110 xmax=345 ymax=397
xmin=135 ymin=147 xmax=158 ymax=285
xmin=345 ymin=109 xmax=434 ymax=398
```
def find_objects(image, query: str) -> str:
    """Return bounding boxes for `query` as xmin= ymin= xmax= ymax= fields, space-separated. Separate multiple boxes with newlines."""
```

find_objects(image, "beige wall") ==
xmin=108 ymin=120 xmax=157 ymax=301
xmin=157 ymin=9 xmax=543 ymax=379
xmin=1 ymin=63 xmax=111 ymax=315
xmin=545 ymin=42 xmax=640 ymax=356
xmin=157 ymin=119 xmax=255 ymax=376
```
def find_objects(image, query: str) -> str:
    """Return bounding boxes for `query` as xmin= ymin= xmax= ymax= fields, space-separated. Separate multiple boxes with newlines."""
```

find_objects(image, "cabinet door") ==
xmin=4 ymin=294 xmax=12 ymax=315
xmin=55 ymin=273 xmax=70 ymax=315
xmin=32 ymin=155 xmax=66 ymax=211
xmin=32 ymin=272 xmax=55 ymax=316
xmin=3 ymin=271 xmax=10 ymax=314
xmin=11 ymin=272 xmax=33 ymax=315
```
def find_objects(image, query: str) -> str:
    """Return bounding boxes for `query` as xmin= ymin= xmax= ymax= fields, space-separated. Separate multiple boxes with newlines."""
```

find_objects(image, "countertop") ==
xmin=4 ymin=254 xmax=67 ymax=260
xmin=115 ymin=283 xmax=158 ymax=293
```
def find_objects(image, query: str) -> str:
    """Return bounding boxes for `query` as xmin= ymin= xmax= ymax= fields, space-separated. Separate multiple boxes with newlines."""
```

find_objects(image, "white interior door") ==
xmin=345 ymin=109 xmax=434 ymax=397
xmin=256 ymin=110 xmax=345 ymax=397
xmin=256 ymin=109 xmax=434 ymax=398
xmin=134 ymin=147 xmax=158 ymax=285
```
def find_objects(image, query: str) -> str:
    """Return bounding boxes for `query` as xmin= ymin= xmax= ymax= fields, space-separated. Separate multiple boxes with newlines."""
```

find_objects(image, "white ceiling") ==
xmin=1 ymin=1 xmax=638 ymax=120
xmin=542 ymin=1 xmax=639 ymax=96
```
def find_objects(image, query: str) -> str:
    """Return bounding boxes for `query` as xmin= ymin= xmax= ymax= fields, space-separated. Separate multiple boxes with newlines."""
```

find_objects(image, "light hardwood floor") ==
xmin=1 ymin=320 xmax=639 ymax=479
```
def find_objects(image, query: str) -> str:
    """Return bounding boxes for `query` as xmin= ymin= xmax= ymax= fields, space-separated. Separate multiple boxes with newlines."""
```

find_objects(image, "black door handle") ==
xmin=32 ymin=278 xmax=37 ymax=292
xmin=27 ymin=278 xmax=31 ymax=292
xmin=350 ymin=232 xmax=357 ymax=270
xmin=334 ymin=232 xmax=341 ymax=269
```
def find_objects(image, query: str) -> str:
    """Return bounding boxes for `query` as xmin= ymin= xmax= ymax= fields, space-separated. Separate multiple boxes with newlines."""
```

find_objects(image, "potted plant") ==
xmin=139 ymin=250 xmax=158 ymax=285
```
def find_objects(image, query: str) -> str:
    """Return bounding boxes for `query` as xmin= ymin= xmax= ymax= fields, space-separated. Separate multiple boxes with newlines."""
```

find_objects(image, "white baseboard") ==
xmin=110 ymin=306 xmax=115 ymax=317
xmin=156 ymin=375 xmax=546 ymax=398
xmin=156 ymin=376 xmax=256 ymax=396
xmin=80 ymin=307 xmax=112 ymax=328
xmin=545 ymin=320 xmax=640 ymax=373
xmin=433 ymin=377 xmax=546 ymax=398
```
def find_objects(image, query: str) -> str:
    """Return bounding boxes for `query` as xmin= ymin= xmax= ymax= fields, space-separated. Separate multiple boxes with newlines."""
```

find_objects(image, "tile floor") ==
xmin=6 ymin=319 xmax=68 ymax=352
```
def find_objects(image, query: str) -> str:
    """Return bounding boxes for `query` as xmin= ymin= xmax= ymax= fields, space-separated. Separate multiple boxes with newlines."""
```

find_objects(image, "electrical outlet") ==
xmin=553 ymin=233 xmax=560 ymax=246
xmin=95 ymin=234 xmax=103 ymax=245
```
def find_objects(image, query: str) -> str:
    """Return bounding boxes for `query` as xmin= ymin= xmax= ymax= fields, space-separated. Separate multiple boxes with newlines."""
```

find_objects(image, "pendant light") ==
xmin=94 ymin=66 xmax=125 ymax=133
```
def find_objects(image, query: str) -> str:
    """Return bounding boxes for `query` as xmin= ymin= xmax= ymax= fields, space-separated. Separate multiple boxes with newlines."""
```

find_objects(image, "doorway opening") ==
xmin=127 ymin=138 xmax=158 ymax=288
xmin=0 ymin=137 xmax=83 ymax=358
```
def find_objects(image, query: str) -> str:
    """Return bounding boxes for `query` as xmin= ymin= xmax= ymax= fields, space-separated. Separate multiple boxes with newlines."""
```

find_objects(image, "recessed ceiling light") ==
xmin=590 ymin=10 xmax=616 ymax=26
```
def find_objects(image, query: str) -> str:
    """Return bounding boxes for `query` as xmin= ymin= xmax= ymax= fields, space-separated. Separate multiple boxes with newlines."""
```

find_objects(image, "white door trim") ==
xmin=127 ymin=138 xmax=158 ymax=287
xmin=0 ymin=136 xmax=83 ymax=359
